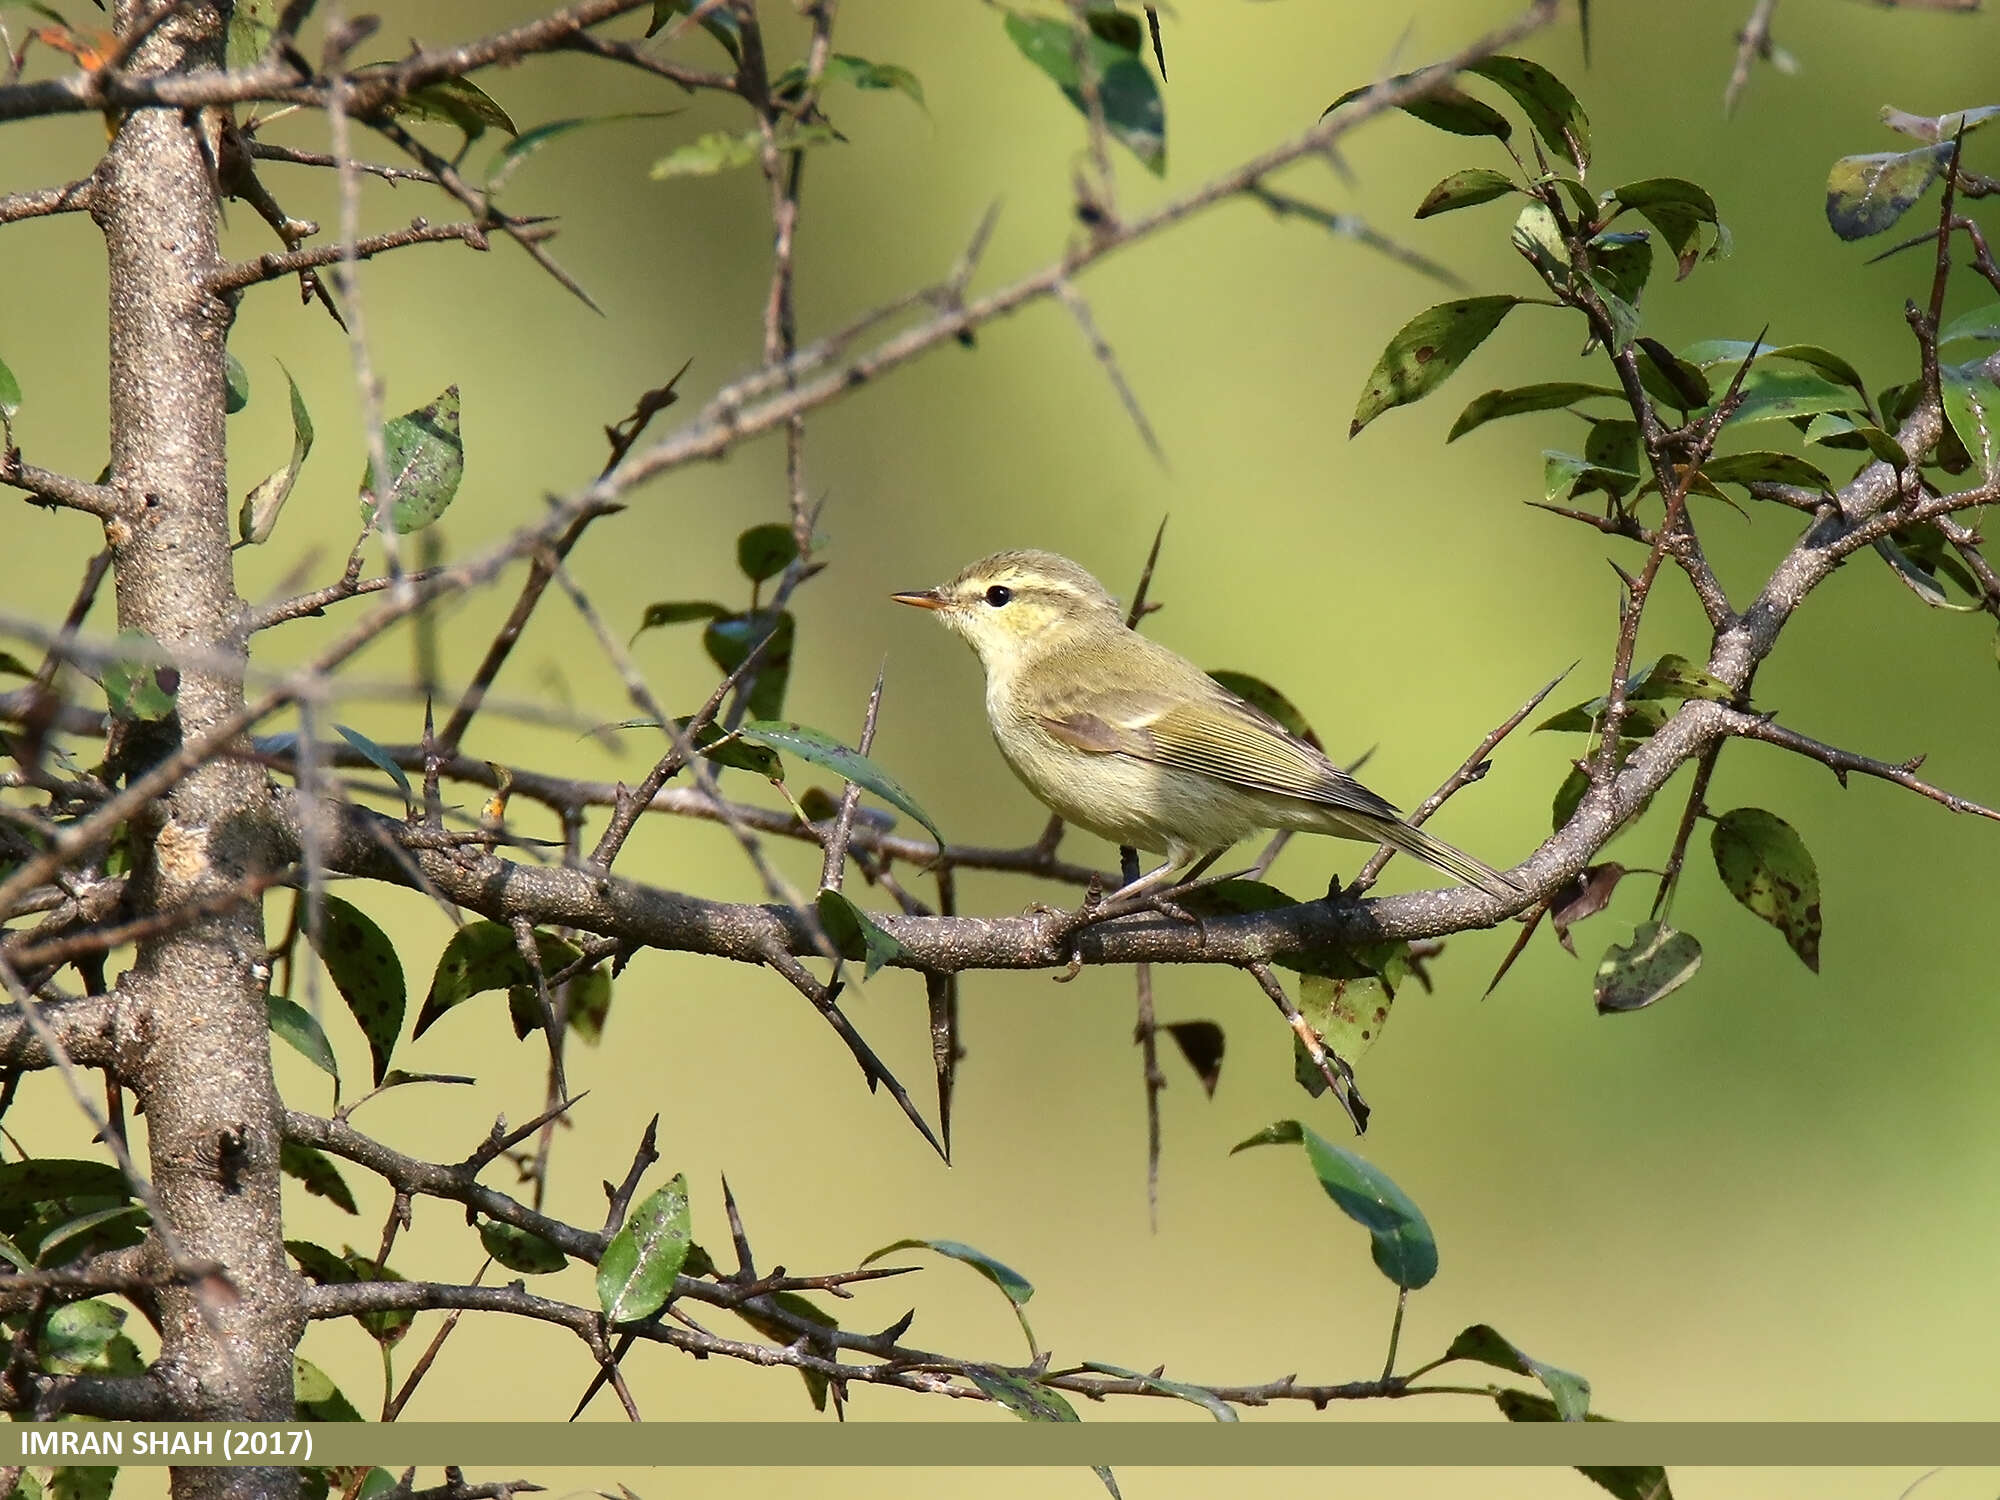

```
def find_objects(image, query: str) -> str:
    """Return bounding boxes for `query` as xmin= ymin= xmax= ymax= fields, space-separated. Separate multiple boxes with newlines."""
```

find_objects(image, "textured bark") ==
xmin=95 ymin=3 xmax=298 ymax=1493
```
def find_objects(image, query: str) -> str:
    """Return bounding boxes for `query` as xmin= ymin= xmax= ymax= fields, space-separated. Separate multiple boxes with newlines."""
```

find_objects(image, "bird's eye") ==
xmin=984 ymin=585 xmax=1013 ymax=607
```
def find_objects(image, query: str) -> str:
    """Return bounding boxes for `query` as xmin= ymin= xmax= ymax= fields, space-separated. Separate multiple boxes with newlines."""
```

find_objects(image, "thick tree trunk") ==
xmin=95 ymin=3 xmax=297 ymax=1494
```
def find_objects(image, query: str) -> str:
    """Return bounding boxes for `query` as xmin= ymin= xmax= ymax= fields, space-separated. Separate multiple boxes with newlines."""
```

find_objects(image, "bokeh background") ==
xmin=4 ymin=0 xmax=1999 ymax=1495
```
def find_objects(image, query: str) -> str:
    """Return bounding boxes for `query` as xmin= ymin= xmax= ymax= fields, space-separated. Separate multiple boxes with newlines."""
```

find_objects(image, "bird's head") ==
xmin=893 ymin=550 xmax=1125 ymax=673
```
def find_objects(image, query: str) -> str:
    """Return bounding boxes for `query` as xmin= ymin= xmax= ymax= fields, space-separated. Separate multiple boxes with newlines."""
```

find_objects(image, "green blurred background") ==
xmin=5 ymin=0 xmax=2000 ymax=1493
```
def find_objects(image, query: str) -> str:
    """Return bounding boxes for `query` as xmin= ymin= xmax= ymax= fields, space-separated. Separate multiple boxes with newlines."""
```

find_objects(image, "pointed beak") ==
xmin=891 ymin=588 xmax=947 ymax=611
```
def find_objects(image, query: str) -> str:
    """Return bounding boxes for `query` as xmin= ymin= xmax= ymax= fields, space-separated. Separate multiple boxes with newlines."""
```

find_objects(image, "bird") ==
xmin=892 ymin=549 xmax=1520 ymax=907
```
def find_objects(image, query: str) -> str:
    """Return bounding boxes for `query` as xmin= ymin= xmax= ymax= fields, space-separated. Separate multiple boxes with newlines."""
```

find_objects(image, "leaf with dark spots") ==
xmin=1351 ymin=296 xmax=1524 ymax=436
xmin=1164 ymin=1020 xmax=1224 ymax=1097
xmin=1299 ymin=970 xmax=1396 ymax=1066
xmin=417 ymin=920 xmax=591 ymax=1038
xmin=1594 ymin=921 xmax=1702 ymax=1012
xmin=1710 ymin=808 xmax=1822 ymax=971
xmin=102 ymin=631 xmax=178 ymax=722
xmin=358 ymin=385 xmax=464 ymax=534
xmin=597 ymin=1173 xmax=692 ymax=1323
xmin=1825 ymin=143 xmax=1952 ymax=240
xmin=307 ymin=896 xmax=405 ymax=1086
xmin=1550 ymin=863 xmax=1628 ymax=956
xmin=1467 ymin=55 xmax=1590 ymax=172
xmin=1414 ymin=167 xmax=1517 ymax=219
xmin=1702 ymin=451 xmax=1832 ymax=490
xmin=279 ymin=1142 xmax=358 ymax=1215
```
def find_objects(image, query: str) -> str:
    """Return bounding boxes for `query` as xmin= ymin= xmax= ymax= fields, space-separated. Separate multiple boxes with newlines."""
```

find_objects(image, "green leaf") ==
xmin=287 ymin=1239 xmax=355 ymax=1285
xmin=1584 ymin=418 xmax=1641 ymax=494
xmin=1552 ymin=762 xmax=1589 ymax=831
xmin=774 ymin=53 xmax=925 ymax=109
xmin=642 ymin=716 xmax=781 ymax=777
xmin=307 ymin=895 xmax=406 ymax=1086
xmin=968 ymin=1363 xmax=1124 ymax=1497
xmin=102 ymin=630 xmax=178 ymax=721
xmin=1681 ymin=339 xmax=1866 ymax=397
xmin=1079 ymin=1361 xmax=1237 ymax=1421
xmin=226 ymin=0 xmax=278 ymax=69
xmin=1414 ymin=167 xmax=1517 ymax=219
xmin=651 ymin=122 xmax=836 ymax=178
xmin=1802 ymin=412 xmax=1907 ymax=465
xmin=1878 ymin=104 xmax=2000 ymax=144
xmin=1543 ymin=449 xmax=1640 ymax=506
xmin=1609 ymin=178 xmax=1725 ymax=279
xmin=1467 ymin=56 xmax=1589 ymax=172
xmin=294 ymin=1355 xmax=364 ymax=1422
xmin=416 ymin=920 xmax=588 ymax=1038
xmin=402 ymin=76 xmax=516 ymax=135
xmin=40 ymin=1299 xmax=124 ymax=1374
xmin=1941 ymin=359 xmax=2000 ymax=480
xmin=49 ymin=1470 xmax=112 ymax=1500
xmin=1297 ymin=971 xmax=1396 ymax=1070
xmin=815 ymin=889 xmax=906 ymax=980
xmin=1940 ymin=303 xmax=2000 ymax=345
xmin=1590 ymin=233 xmax=1653 ymax=318
xmin=33 ymin=1203 xmax=147 ymax=1267
xmin=0 ymin=1160 xmax=131 ymax=1227
xmin=1205 ymin=670 xmax=1320 ymax=745
xmin=0 ymin=650 xmax=31 ymax=678
xmin=634 ymin=599 xmax=728 ymax=637
xmin=738 ymin=720 xmax=946 ymax=848
xmin=1635 ymin=338 xmax=1712 ymax=410
xmin=1594 ymin=921 xmax=1702 ymax=1013
xmin=478 ymin=1217 xmax=568 ymax=1274
xmin=736 ymin=522 xmax=795 ymax=584
xmin=1710 ymin=808 xmax=1821 ymax=972
xmin=1719 ymin=368 xmax=1862 ymax=427
xmin=703 ymin=611 xmax=795 ymax=720
xmin=865 ymin=1239 xmax=1037 ymax=1355
xmin=358 ymin=384 xmax=464 ymax=534
xmin=238 ymin=360 xmax=314 ymax=546
xmin=1825 ymin=144 xmax=1952 ymax=240
xmin=1003 ymin=11 xmax=1165 ymax=174
xmin=1449 ymin=383 xmax=1621 ymax=442
xmin=225 ymin=351 xmax=250 ymax=414
xmin=485 ymin=112 xmax=680 ymax=195
xmin=1445 ymin=1324 xmax=1591 ymax=1420
xmin=647 ymin=0 xmax=742 ymax=59
xmin=1231 ymin=1120 xmax=1437 ymax=1289
xmin=335 ymin=724 xmax=414 ymax=811
xmin=280 ymin=1141 xmax=358 ymax=1214
xmin=965 ymin=1366 xmax=1082 ymax=1423
xmin=1510 ymin=200 xmax=1568 ymax=285
xmin=732 ymin=1288 xmax=839 ymax=1411
xmin=1326 ymin=77 xmax=1511 ymax=142
xmin=1351 ymin=296 xmax=1524 ymax=437
xmin=597 ymin=1173 xmax=692 ymax=1323
xmin=1701 ymin=451 xmax=1831 ymax=490
xmin=343 ymin=1252 xmax=413 ymax=1346
xmin=268 ymin=994 xmax=340 ymax=1085
xmin=1873 ymin=534 xmax=1983 ymax=610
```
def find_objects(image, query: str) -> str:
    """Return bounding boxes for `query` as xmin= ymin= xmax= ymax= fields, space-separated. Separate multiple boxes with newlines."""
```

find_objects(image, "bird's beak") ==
xmin=891 ymin=588 xmax=947 ymax=611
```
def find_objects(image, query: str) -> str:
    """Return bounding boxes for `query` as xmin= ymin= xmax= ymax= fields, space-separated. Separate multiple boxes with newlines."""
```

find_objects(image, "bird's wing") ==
xmin=1038 ymin=681 xmax=1402 ymax=822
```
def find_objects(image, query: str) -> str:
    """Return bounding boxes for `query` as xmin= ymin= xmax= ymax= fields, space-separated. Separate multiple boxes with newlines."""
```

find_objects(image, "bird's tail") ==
xmin=1367 ymin=817 xmax=1521 ymax=902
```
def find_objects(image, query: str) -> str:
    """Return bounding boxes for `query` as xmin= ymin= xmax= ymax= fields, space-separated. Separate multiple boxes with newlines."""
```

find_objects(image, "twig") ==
xmin=1722 ymin=0 xmax=1780 ymax=118
xmin=207 ymin=217 xmax=499 ymax=295
xmin=818 ymin=661 xmax=886 ymax=892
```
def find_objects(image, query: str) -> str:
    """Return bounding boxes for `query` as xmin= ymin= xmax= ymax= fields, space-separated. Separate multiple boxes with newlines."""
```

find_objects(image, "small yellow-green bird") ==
xmin=894 ymin=549 xmax=1520 ymax=905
